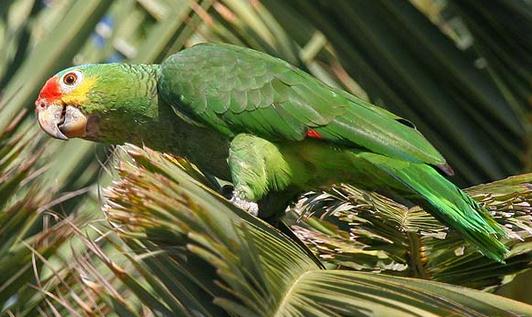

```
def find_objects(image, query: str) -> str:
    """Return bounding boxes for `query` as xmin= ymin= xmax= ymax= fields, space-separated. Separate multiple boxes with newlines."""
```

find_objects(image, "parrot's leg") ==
xmin=228 ymin=134 xmax=292 ymax=217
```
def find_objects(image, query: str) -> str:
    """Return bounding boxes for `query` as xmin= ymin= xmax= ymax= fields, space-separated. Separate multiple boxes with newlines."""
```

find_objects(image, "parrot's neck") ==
xmin=84 ymin=64 xmax=231 ymax=179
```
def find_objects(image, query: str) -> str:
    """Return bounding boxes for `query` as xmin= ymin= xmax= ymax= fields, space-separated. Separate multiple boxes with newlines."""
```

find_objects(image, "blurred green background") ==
xmin=0 ymin=0 xmax=530 ymax=315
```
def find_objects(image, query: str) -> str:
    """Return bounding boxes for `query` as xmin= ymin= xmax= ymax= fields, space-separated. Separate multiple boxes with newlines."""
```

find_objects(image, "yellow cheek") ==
xmin=61 ymin=78 xmax=96 ymax=106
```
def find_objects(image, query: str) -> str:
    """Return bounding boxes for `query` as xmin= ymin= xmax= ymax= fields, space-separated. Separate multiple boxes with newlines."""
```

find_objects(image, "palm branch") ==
xmin=35 ymin=145 xmax=532 ymax=316
xmin=292 ymin=174 xmax=531 ymax=290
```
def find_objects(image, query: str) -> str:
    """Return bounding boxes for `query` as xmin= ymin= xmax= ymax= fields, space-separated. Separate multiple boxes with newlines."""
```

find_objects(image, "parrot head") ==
xmin=35 ymin=64 xmax=160 ymax=143
xmin=35 ymin=65 xmax=103 ymax=140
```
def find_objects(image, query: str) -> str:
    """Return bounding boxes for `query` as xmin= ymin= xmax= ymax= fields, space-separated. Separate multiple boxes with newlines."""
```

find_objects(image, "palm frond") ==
xmin=0 ymin=106 xmax=78 ymax=315
xmin=43 ymin=144 xmax=531 ymax=317
xmin=292 ymin=174 xmax=531 ymax=290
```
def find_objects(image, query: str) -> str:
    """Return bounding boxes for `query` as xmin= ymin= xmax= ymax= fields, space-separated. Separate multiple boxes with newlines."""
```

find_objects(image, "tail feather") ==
xmin=355 ymin=152 xmax=508 ymax=262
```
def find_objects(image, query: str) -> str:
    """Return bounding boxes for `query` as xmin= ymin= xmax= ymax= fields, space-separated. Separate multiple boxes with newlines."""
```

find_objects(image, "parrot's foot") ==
xmin=230 ymin=192 xmax=259 ymax=217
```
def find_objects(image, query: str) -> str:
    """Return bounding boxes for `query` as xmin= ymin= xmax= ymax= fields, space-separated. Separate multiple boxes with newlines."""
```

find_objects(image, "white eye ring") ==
xmin=60 ymin=70 xmax=83 ymax=91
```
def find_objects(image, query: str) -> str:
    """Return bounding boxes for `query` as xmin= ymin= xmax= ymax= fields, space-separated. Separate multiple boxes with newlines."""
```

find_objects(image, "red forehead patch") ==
xmin=39 ymin=76 xmax=61 ymax=100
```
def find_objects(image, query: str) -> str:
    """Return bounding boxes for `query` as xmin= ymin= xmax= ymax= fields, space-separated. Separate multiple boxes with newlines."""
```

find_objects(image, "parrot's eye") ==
xmin=60 ymin=70 xmax=83 ymax=90
xmin=63 ymin=73 xmax=77 ymax=85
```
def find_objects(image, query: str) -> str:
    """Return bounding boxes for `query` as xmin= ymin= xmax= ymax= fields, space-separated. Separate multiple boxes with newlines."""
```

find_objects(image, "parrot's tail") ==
xmin=353 ymin=152 xmax=508 ymax=262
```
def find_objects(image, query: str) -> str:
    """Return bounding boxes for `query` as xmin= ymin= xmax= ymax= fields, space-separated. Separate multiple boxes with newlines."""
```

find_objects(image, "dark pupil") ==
xmin=65 ymin=74 xmax=76 ymax=85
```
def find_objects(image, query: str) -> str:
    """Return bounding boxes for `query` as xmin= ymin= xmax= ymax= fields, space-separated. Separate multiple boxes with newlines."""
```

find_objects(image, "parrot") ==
xmin=35 ymin=43 xmax=507 ymax=262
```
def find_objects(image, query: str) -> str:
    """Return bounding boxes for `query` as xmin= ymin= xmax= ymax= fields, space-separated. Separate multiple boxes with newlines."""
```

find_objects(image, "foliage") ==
xmin=36 ymin=145 xmax=532 ymax=316
xmin=292 ymin=174 xmax=532 ymax=290
xmin=0 ymin=105 xmax=79 ymax=314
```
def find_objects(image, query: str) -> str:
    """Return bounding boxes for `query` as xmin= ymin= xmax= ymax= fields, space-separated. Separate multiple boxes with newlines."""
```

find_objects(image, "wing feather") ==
xmin=159 ymin=43 xmax=446 ymax=165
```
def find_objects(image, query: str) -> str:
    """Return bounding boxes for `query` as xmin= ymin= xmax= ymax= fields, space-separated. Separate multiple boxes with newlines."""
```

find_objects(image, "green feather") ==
xmin=351 ymin=152 xmax=508 ymax=262
xmin=158 ymin=43 xmax=507 ymax=261
xmin=42 ymin=43 xmax=508 ymax=262
xmin=159 ymin=43 xmax=446 ymax=165
xmin=276 ymin=142 xmax=508 ymax=262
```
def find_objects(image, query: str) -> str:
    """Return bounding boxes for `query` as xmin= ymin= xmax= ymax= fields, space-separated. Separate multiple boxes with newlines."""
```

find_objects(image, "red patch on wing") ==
xmin=306 ymin=129 xmax=322 ymax=139
xmin=38 ymin=77 xmax=61 ymax=101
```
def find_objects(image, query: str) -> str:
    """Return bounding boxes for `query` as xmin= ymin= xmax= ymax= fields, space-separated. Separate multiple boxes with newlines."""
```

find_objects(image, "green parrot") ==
xmin=35 ymin=43 xmax=507 ymax=261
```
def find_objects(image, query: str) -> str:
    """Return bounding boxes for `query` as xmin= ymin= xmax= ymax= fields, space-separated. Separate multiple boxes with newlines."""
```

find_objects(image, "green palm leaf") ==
xmin=0 ymin=106 xmax=78 ymax=315
xmin=63 ymin=144 xmax=530 ymax=317
xmin=292 ymin=174 xmax=531 ymax=290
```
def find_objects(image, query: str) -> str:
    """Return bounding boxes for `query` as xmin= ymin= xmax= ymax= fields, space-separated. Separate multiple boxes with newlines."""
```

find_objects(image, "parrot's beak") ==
xmin=36 ymin=102 xmax=87 ymax=140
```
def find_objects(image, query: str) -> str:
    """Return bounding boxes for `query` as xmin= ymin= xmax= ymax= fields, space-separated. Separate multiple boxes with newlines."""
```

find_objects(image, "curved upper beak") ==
xmin=36 ymin=102 xmax=87 ymax=140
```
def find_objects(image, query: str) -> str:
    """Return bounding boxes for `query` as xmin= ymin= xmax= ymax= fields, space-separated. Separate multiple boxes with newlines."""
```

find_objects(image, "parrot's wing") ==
xmin=160 ymin=43 xmax=446 ymax=166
